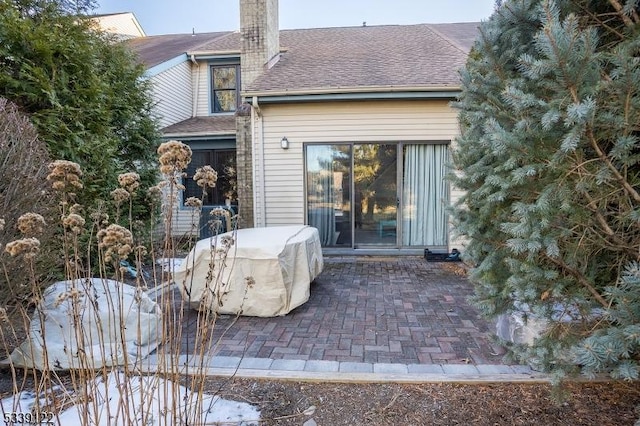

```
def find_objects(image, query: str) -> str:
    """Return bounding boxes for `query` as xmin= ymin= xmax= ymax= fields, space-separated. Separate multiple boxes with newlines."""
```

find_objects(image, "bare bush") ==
xmin=0 ymin=98 xmax=58 ymax=305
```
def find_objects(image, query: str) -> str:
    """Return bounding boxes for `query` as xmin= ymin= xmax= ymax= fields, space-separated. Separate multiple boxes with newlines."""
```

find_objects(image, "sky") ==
xmin=94 ymin=0 xmax=496 ymax=36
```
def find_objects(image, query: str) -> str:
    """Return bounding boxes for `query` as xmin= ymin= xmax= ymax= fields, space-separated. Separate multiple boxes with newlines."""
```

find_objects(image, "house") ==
xmin=91 ymin=12 xmax=146 ymax=39
xmin=122 ymin=0 xmax=478 ymax=254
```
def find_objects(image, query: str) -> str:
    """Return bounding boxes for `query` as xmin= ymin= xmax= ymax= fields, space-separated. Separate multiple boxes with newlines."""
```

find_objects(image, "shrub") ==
xmin=0 ymin=98 xmax=58 ymax=304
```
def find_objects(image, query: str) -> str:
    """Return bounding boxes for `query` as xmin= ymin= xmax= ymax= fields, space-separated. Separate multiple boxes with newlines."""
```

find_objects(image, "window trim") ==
xmin=182 ymin=147 xmax=237 ymax=208
xmin=209 ymin=63 xmax=240 ymax=114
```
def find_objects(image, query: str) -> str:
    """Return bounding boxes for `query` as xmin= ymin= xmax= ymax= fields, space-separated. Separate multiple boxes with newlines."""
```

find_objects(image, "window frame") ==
xmin=183 ymin=148 xmax=237 ymax=207
xmin=210 ymin=63 xmax=240 ymax=114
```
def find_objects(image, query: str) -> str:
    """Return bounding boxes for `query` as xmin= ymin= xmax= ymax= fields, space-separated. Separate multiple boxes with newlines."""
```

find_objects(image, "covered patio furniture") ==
xmin=173 ymin=225 xmax=323 ymax=317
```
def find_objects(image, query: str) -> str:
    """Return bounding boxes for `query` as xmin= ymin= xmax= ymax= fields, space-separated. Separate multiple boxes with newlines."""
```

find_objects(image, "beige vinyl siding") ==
xmin=167 ymin=188 xmax=199 ymax=238
xmin=93 ymin=13 xmax=145 ymax=39
xmin=256 ymin=99 xmax=463 ymax=247
xmin=152 ymin=62 xmax=192 ymax=128
xmin=194 ymin=62 xmax=211 ymax=116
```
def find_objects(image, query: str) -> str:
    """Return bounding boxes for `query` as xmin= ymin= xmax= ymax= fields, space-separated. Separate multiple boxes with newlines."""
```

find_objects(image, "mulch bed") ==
xmin=210 ymin=377 xmax=640 ymax=425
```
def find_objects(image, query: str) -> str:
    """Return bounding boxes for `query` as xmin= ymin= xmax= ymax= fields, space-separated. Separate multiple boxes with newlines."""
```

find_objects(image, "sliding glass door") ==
xmin=306 ymin=145 xmax=351 ymax=247
xmin=305 ymin=142 xmax=448 ymax=249
xmin=353 ymin=144 xmax=397 ymax=246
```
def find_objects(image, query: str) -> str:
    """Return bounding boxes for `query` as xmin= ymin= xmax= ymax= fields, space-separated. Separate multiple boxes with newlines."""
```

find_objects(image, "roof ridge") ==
xmin=189 ymin=30 xmax=237 ymax=51
xmin=424 ymin=23 xmax=469 ymax=54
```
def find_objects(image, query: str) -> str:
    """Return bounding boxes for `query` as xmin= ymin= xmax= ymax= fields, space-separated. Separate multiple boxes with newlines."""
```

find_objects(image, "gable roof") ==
xmin=126 ymin=31 xmax=232 ymax=68
xmin=91 ymin=12 xmax=146 ymax=39
xmin=427 ymin=22 xmax=480 ymax=52
xmin=127 ymin=22 xmax=479 ymax=95
xmin=243 ymin=23 xmax=478 ymax=97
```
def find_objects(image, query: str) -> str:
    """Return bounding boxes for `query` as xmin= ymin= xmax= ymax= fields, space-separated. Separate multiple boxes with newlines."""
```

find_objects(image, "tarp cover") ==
xmin=173 ymin=225 xmax=323 ymax=317
xmin=2 ymin=278 xmax=161 ymax=371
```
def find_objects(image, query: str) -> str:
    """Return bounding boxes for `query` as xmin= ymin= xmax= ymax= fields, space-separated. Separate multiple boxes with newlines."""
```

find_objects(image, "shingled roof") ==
xmin=127 ymin=22 xmax=479 ymax=92
xmin=243 ymin=23 xmax=478 ymax=95
xmin=161 ymin=115 xmax=236 ymax=137
xmin=126 ymin=31 xmax=232 ymax=68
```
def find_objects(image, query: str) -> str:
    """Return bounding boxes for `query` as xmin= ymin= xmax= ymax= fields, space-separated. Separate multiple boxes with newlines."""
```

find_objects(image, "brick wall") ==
xmin=237 ymin=0 xmax=279 ymax=228
xmin=239 ymin=0 xmax=279 ymax=88
xmin=235 ymin=105 xmax=254 ymax=228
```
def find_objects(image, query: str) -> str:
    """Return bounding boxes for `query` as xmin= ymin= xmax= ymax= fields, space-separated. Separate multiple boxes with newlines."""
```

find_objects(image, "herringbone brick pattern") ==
xmin=178 ymin=257 xmax=505 ymax=365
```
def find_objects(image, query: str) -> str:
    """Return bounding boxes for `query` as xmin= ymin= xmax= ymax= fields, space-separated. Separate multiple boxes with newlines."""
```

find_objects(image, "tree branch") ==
xmin=544 ymin=254 xmax=609 ymax=308
xmin=608 ymin=0 xmax=639 ymax=26
xmin=586 ymin=126 xmax=640 ymax=203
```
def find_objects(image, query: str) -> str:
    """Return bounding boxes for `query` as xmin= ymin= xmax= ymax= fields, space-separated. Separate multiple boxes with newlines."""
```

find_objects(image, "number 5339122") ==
xmin=3 ymin=411 xmax=55 ymax=425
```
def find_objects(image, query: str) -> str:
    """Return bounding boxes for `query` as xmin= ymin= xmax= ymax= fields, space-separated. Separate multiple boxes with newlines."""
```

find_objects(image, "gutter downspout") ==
xmin=251 ymin=96 xmax=266 ymax=227
xmin=190 ymin=54 xmax=199 ymax=117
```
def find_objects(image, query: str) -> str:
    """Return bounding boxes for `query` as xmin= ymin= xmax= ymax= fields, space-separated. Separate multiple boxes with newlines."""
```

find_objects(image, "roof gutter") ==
xmin=242 ymin=86 xmax=461 ymax=104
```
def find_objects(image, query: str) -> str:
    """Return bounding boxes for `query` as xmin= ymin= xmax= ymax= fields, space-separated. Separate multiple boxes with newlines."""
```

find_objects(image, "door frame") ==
xmin=304 ymin=140 xmax=450 ymax=251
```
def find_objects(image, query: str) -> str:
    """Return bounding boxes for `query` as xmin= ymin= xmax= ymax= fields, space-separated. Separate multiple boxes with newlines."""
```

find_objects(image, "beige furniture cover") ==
xmin=173 ymin=225 xmax=323 ymax=317
xmin=2 ymin=278 xmax=161 ymax=371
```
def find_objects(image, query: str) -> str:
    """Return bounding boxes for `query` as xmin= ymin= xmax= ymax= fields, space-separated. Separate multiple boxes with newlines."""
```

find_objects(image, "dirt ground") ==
xmin=208 ymin=377 xmax=640 ymax=425
xmin=0 ymin=366 xmax=638 ymax=425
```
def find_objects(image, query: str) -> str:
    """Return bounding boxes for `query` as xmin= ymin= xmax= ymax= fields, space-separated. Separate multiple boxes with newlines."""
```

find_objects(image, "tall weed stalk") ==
xmin=0 ymin=140 xmax=243 ymax=425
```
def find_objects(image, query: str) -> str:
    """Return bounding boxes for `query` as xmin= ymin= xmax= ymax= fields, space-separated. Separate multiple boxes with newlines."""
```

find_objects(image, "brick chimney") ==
xmin=236 ymin=0 xmax=279 ymax=228
xmin=239 ymin=0 xmax=280 ymax=88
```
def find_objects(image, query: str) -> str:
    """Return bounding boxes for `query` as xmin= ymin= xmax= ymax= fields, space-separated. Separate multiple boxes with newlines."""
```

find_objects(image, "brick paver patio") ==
xmin=179 ymin=256 xmax=506 ymax=365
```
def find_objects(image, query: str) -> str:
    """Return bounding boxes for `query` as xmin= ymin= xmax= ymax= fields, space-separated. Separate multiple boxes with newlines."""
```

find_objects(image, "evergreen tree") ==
xmin=0 ymin=0 xmax=159 ymax=228
xmin=452 ymin=0 xmax=640 ymax=380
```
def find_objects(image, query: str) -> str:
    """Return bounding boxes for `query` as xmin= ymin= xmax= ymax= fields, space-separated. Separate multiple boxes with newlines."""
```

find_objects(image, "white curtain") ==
xmin=402 ymin=144 xmax=448 ymax=246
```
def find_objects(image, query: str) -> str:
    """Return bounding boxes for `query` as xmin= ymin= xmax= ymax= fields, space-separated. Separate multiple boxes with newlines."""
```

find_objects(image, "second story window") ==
xmin=211 ymin=65 xmax=239 ymax=113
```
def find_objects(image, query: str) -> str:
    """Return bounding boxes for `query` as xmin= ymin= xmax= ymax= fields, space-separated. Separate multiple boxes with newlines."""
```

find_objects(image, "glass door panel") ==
xmin=306 ymin=145 xmax=352 ymax=247
xmin=353 ymin=144 xmax=397 ymax=246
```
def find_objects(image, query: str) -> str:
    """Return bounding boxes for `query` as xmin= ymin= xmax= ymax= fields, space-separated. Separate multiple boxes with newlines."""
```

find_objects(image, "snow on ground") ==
xmin=0 ymin=371 xmax=260 ymax=425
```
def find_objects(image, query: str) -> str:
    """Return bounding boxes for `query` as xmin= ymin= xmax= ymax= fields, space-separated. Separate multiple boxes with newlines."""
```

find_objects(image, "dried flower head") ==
xmin=184 ymin=197 xmax=202 ymax=208
xmin=63 ymin=213 xmax=86 ymax=234
xmin=219 ymin=234 xmax=235 ymax=248
xmin=5 ymin=237 xmax=40 ymax=259
xmin=194 ymin=165 xmax=218 ymax=189
xmin=0 ymin=307 xmax=8 ymax=323
xmin=147 ymin=185 xmax=163 ymax=202
xmin=17 ymin=213 xmax=46 ymax=236
xmin=47 ymin=160 xmax=83 ymax=192
xmin=245 ymin=277 xmax=256 ymax=288
xmin=110 ymin=188 xmax=130 ymax=205
xmin=69 ymin=204 xmax=83 ymax=215
xmin=134 ymin=245 xmax=148 ymax=257
xmin=118 ymin=172 xmax=140 ymax=193
xmin=90 ymin=210 xmax=109 ymax=227
xmin=97 ymin=224 xmax=134 ymax=262
xmin=157 ymin=140 xmax=192 ymax=175
xmin=53 ymin=287 xmax=82 ymax=308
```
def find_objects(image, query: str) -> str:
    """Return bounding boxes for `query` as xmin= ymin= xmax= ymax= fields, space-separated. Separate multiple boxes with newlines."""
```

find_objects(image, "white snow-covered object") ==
xmin=1 ymin=278 xmax=161 ymax=370
xmin=495 ymin=302 xmax=604 ymax=346
xmin=0 ymin=371 xmax=260 ymax=425
xmin=173 ymin=225 xmax=324 ymax=317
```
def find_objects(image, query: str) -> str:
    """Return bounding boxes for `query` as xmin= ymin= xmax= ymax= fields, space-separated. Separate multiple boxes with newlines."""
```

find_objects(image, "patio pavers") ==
xmin=179 ymin=256 xmax=507 ymax=366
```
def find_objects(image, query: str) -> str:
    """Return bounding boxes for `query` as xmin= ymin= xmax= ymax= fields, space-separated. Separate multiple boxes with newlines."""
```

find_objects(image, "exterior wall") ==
xmin=253 ymin=99 xmax=465 ymax=248
xmin=92 ymin=13 xmax=145 ymax=39
xmin=193 ymin=62 xmax=211 ymax=117
xmin=152 ymin=62 xmax=193 ymax=128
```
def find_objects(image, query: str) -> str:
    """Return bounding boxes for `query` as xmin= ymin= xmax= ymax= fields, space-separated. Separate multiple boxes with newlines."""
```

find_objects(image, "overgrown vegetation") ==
xmin=0 ymin=0 xmax=160 ymax=230
xmin=452 ymin=0 xmax=640 ymax=380
xmin=0 ymin=99 xmax=58 ymax=302
xmin=0 ymin=138 xmax=250 ymax=424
